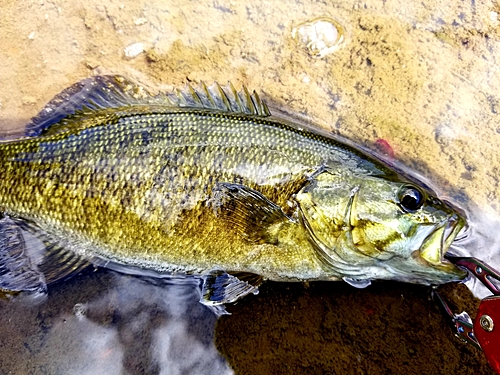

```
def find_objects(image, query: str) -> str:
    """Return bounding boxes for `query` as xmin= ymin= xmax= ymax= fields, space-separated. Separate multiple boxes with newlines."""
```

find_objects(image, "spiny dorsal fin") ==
xmin=24 ymin=75 xmax=271 ymax=138
xmin=166 ymin=81 xmax=270 ymax=116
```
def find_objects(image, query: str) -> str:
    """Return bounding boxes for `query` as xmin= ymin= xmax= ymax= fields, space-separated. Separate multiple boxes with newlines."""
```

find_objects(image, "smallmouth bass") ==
xmin=0 ymin=76 xmax=466 ymax=306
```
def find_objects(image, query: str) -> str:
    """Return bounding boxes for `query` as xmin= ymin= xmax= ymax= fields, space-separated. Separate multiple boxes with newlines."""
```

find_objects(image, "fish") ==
xmin=0 ymin=75 xmax=467 ymax=307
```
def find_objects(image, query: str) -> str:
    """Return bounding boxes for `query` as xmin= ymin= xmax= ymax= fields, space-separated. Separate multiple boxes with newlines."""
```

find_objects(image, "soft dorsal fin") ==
xmin=24 ymin=75 xmax=271 ymax=137
xmin=24 ymin=75 xmax=159 ymax=137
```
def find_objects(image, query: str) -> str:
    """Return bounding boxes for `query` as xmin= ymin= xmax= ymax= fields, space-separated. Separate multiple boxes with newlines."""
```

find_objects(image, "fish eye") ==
xmin=398 ymin=185 xmax=425 ymax=212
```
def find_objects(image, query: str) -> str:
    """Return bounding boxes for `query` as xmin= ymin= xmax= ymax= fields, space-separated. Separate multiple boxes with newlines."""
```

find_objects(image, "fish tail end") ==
xmin=0 ymin=216 xmax=47 ymax=296
xmin=0 ymin=216 xmax=91 ymax=298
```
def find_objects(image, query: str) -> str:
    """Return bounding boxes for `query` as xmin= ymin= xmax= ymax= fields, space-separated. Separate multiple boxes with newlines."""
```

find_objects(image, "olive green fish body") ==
xmin=0 ymin=76 xmax=467 ymax=304
xmin=0 ymin=107 xmax=363 ymax=278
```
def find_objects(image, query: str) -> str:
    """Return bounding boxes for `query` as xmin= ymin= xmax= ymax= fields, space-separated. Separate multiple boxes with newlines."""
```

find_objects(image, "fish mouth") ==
xmin=418 ymin=214 xmax=467 ymax=277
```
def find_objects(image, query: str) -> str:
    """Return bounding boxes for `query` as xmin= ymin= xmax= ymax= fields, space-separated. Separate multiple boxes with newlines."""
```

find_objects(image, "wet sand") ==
xmin=1 ymin=0 xmax=500 ymax=374
xmin=217 ymin=281 xmax=494 ymax=374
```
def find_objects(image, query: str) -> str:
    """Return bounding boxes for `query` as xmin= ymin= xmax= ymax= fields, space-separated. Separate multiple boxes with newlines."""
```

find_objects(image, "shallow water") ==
xmin=1 ymin=0 xmax=500 ymax=373
xmin=0 ymin=270 xmax=231 ymax=374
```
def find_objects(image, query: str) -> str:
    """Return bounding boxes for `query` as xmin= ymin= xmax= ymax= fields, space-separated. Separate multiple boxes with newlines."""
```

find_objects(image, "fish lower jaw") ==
xmin=410 ymin=249 xmax=467 ymax=281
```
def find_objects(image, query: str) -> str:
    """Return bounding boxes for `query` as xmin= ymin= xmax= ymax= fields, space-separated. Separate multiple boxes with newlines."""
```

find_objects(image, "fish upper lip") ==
xmin=441 ymin=219 xmax=459 ymax=257
xmin=444 ymin=214 xmax=464 ymax=249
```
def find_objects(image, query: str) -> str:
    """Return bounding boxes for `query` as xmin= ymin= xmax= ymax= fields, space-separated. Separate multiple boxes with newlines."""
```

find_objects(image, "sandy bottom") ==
xmin=216 ymin=281 xmax=494 ymax=375
xmin=1 ymin=0 xmax=500 ymax=373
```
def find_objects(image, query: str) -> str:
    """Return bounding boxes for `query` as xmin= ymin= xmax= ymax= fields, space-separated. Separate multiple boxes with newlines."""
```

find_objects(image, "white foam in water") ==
xmin=447 ymin=207 xmax=500 ymax=299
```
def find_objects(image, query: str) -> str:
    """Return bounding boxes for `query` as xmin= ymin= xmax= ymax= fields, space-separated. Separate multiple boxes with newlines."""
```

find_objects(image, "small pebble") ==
xmin=134 ymin=17 xmax=148 ymax=26
xmin=85 ymin=59 xmax=100 ymax=69
xmin=124 ymin=42 xmax=144 ymax=58
xmin=73 ymin=303 xmax=87 ymax=318
xmin=22 ymin=96 xmax=37 ymax=106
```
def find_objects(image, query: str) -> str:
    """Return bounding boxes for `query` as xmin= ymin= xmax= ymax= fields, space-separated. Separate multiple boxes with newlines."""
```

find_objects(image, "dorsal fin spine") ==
xmin=227 ymin=82 xmax=243 ymax=113
xmin=200 ymin=82 xmax=215 ymax=109
xmin=213 ymin=82 xmax=231 ymax=111
xmin=242 ymin=86 xmax=256 ymax=115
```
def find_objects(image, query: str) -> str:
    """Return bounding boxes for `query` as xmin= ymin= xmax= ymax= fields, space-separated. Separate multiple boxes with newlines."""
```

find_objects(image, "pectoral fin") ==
xmin=0 ymin=217 xmax=90 ymax=295
xmin=201 ymin=270 xmax=264 ymax=306
xmin=343 ymin=277 xmax=371 ymax=288
xmin=210 ymin=183 xmax=293 ymax=244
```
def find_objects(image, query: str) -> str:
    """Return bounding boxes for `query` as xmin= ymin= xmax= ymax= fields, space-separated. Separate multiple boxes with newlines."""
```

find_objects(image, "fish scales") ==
xmin=0 ymin=76 xmax=467 ymax=305
xmin=0 ymin=109 xmax=347 ymax=277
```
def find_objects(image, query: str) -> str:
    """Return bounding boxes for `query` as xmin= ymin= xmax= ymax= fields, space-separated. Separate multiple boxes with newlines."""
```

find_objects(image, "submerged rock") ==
xmin=292 ymin=17 xmax=345 ymax=58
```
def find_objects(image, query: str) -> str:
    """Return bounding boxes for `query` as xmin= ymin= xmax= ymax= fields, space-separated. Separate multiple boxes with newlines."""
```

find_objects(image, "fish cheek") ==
xmin=351 ymin=222 xmax=401 ymax=260
xmin=351 ymin=225 xmax=380 ymax=257
xmin=349 ymin=187 xmax=405 ymax=260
